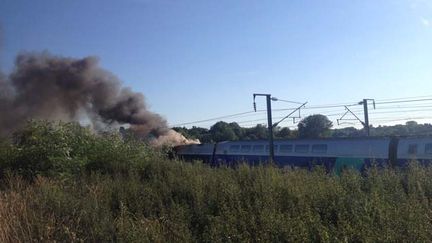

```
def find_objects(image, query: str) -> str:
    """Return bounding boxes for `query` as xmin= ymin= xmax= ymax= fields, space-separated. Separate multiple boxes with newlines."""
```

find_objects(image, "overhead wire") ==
xmin=171 ymin=111 xmax=256 ymax=126
xmin=375 ymin=98 xmax=432 ymax=105
xmin=372 ymin=116 xmax=432 ymax=124
xmin=369 ymin=108 xmax=432 ymax=115
xmin=375 ymin=95 xmax=432 ymax=102
xmin=172 ymin=96 xmax=432 ymax=127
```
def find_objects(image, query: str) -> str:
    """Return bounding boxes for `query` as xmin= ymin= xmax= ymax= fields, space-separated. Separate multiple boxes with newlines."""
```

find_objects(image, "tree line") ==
xmin=173 ymin=114 xmax=432 ymax=143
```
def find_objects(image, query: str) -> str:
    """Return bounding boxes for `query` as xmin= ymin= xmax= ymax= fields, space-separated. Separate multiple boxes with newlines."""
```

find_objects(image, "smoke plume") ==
xmin=0 ymin=52 xmax=196 ymax=146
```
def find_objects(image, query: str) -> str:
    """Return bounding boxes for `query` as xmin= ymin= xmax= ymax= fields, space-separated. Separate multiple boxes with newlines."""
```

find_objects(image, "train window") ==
xmin=425 ymin=144 xmax=432 ymax=154
xmin=241 ymin=145 xmax=251 ymax=153
xmin=265 ymin=145 xmax=278 ymax=152
xmin=252 ymin=145 xmax=264 ymax=152
xmin=312 ymin=144 xmax=327 ymax=154
xmin=408 ymin=144 xmax=418 ymax=155
xmin=279 ymin=145 xmax=293 ymax=153
xmin=295 ymin=145 xmax=309 ymax=153
xmin=229 ymin=145 xmax=240 ymax=152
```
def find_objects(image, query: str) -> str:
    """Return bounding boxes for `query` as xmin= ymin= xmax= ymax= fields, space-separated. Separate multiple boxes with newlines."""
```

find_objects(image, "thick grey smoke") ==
xmin=0 ymin=52 xmax=180 ymax=142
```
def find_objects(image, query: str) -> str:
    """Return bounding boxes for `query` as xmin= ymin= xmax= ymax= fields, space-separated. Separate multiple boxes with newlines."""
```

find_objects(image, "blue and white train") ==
xmin=174 ymin=137 xmax=432 ymax=171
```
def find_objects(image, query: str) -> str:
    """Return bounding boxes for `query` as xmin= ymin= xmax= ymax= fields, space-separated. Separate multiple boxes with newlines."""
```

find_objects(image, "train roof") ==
xmin=219 ymin=136 xmax=432 ymax=143
xmin=217 ymin=137 xmax=391 ymax=143
xmin=174 ymin=136 xmax=432 ymax=148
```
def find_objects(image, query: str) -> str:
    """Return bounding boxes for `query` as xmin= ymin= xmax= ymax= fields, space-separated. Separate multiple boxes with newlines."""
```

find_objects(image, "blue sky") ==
xmin=1 ymin=0 xmax=432 ymax=129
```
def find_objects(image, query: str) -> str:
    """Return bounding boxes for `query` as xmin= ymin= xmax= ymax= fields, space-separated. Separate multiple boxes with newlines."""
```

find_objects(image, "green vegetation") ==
xmin=174 ymin=116 xmax=432 ymax=142
xmin=298 ymin=114 xmax=333 ymax=138
xmin=1 ymin=121 xmax=432 ymax=242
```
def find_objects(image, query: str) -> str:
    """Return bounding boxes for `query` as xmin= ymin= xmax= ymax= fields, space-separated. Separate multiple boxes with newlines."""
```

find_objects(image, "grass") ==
xmin=1 ymin=121 xmax=432 ymax=242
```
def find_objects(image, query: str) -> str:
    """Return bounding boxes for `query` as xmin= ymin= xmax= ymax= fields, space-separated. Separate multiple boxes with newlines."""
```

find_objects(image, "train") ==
xmin=174 ymin=136 xmax=432 ymax=172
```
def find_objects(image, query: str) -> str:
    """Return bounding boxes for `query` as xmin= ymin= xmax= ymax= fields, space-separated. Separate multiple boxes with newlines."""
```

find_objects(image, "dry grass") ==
xmin=1 ymin=122 xmax=432 ymax=241
xmin=0 ymin=176 xmax=33 ymax=243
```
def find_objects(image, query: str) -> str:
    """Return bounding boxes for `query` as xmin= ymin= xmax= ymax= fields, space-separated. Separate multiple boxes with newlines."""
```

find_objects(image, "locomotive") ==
xmin=174 ymin=136 xmax=432 ymax=171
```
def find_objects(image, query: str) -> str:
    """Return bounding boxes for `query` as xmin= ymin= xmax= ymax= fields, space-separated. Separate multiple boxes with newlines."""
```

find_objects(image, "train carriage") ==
xmin=175 ymin=136 xmax=432 ymax=172
xmin=213 ymin=138 xmax=392 ymax=171
xmin=175 ymin=143 xmax=214 ymax=163
xmin=396 ymin=137 xmax=432 ymax=166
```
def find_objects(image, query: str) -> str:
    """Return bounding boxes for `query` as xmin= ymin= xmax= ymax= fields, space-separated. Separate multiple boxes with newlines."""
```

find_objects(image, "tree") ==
xmin=172 ymin=126 xmax=190 ymax=137
xmin=228 ymin=122 xmax=245 ymax=139
xmin=275 ymin=127 xmax=291 ymax=139
xmin=298 ymin=114 xmax=332 ymax=138
xmin=188 ymin=126 xmax=211 ymax=142
xmin=406 ymin=121 xmax=418 ymax=127
xmin=331 ymin=127 xmax=362 ymax=137
xmin=209 ymin=121 xmax=238 ymax=142
xmin=243 ymin=124 xmax=268 ymax=140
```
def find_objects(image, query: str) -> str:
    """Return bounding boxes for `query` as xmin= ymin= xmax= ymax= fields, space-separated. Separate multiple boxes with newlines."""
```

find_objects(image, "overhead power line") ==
xmin=172 ymin=101 xmax=361 ymax=126
xmin=369 ymin=104 xmax=432 ymax=110
xmin=171 ymin=96 xmax=432 ymax=127
xmin=375 ymin=98 xmax=432 ymax=105
xmin=171 ymin=111 xmax=255 ymax=126
xmin=375 ymin=95 xmax=432 ymax=102
xmin=270 ymin=97 xmax=304 ymax=104
xmin=369 ymin=108 xmax=432 ymax=115
xmin=372 ymin=116 xmax=432 ymax=123
xmin=304 ymin=103 xmax=360 ymax=110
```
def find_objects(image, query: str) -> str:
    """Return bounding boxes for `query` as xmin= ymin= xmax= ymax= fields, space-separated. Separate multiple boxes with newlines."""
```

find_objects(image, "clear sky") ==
xmin=1 ymin=0 xmax=432 ymax=129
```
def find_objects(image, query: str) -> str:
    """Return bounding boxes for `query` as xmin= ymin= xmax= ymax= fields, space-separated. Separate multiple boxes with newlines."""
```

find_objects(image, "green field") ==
xmin=1 ymin=121 xmax=432 ymax=242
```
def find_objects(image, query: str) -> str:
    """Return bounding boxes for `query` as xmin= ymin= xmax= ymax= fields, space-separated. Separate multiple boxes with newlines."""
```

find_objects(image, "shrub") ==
xmin=0 ymin=120 xmax=157 ymax=180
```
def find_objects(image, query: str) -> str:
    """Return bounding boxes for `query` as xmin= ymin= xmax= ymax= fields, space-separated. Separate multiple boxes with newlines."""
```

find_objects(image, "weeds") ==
xmin=1 ymin=121 xmax=432 ymax=242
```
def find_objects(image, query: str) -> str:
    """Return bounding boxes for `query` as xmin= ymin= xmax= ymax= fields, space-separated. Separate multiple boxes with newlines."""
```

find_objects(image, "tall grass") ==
xmin=1 ymin=121 xmax=432 ymax=242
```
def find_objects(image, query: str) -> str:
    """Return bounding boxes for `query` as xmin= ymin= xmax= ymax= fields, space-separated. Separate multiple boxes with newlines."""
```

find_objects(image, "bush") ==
xmin=0 ymin=120 xmax=157 ymax=180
